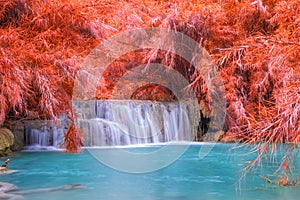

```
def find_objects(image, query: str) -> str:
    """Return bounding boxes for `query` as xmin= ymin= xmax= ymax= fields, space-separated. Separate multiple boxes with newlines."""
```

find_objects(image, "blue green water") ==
xmin=1 ymin=143 xmax=300 ymax=200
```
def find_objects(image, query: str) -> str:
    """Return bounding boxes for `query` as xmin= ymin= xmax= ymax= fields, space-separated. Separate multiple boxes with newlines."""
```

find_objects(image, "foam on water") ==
xmin=22 ymin=145 xmax=65 ymax=152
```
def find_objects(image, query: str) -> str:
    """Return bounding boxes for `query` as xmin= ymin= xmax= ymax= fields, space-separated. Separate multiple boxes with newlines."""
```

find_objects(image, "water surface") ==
xmin=1 ymin=144 xmax=299 ymax=200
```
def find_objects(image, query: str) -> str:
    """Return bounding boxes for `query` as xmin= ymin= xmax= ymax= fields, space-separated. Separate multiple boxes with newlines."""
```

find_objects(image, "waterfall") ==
xmin=23 ymin=100 xmax=199 ymax=149
xmin=73 ymin=100 xmax=199 ymax=147
xmin=23 ymin=121 xmax=65 ymax=151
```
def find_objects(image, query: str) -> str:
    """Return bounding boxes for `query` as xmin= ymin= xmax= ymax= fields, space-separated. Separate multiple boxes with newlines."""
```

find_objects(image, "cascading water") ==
xmin=23 ymin=121 xmax=66 ymax=150
xmin=73 ymin=100 xmax=199 ymax=146
xmin=23 ymin=100 xmax=199 ymax=149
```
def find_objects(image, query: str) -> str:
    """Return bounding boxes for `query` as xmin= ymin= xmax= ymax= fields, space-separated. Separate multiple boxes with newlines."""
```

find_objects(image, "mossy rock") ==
xmin=0 ymin=128 xmax=14 ymax=157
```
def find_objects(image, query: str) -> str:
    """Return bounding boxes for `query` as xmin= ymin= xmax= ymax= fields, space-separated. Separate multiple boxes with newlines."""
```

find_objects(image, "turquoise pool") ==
xmin=1 ymin=143 xmax=299 ymax=200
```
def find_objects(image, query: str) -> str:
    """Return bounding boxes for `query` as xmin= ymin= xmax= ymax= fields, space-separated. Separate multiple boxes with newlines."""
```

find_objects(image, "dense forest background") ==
xmin=0 ymin=0 xmax=299 ymax=181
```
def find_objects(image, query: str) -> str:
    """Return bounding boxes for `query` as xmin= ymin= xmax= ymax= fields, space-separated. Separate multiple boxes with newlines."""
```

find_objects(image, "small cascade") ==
xmin=73 ymin=100 xmax=199 ymax=147
xmin=23 ymin=121 xmax=65 ymax=151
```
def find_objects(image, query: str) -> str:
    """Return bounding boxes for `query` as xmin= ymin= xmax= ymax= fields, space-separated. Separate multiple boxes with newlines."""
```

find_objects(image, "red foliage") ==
xmin=64 ymin=122 xmax=82 ymax=153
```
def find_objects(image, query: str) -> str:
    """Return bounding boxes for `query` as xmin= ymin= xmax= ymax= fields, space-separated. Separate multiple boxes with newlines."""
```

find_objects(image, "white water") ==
xmin=24 ymin=122 xmax=65 ymax=151
xmin=24 ymin=100 xmax=199 ymax=150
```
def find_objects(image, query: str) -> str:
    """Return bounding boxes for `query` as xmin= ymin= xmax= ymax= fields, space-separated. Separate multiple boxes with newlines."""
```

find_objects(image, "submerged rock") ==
xmin=0 ymin=170 xmax=20 ymax=175
xmin=0 ymin=182 xmax=85 ymax=200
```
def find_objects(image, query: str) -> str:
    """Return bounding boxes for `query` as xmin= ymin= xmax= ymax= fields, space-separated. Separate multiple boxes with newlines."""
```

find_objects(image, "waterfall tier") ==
xmin=23 ymin=120 xmax=66 ymax=150
xmin=73 ymin=100 xmax=199 ymax=146
xmin=23 ymin=100 xmax=199 ymax=149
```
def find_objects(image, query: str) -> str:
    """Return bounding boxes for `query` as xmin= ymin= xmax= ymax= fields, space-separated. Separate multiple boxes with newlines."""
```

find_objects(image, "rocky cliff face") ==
xmin=0 ymin=128 xmax=14 ymax=157
xmin=10 ymin=123 xmax=24 ymax=152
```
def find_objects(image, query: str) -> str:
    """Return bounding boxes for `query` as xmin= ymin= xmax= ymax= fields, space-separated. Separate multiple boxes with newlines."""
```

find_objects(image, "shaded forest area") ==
xmin=0 ymin=0 xmax=299 ymax=177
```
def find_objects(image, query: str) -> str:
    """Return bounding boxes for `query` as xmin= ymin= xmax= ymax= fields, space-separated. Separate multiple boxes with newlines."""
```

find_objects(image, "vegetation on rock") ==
xmin=0 ymin=128 xmax=14 ymax=156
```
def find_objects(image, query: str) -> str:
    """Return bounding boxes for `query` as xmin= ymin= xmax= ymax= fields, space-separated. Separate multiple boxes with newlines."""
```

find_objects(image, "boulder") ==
xmin=0 ymin=128 xmax=14 ymax=157
xmin=202 ymin=130 xmax=224 ymax=142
